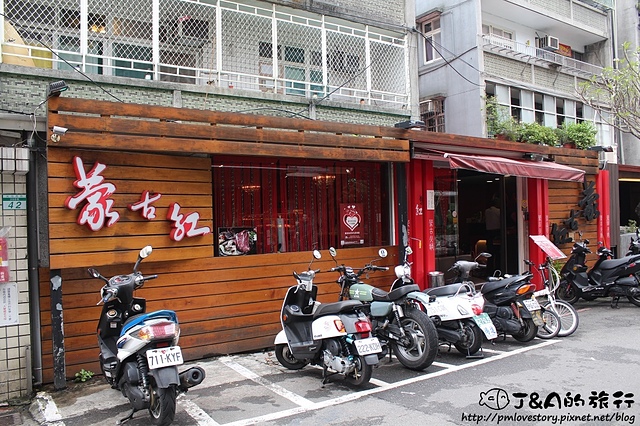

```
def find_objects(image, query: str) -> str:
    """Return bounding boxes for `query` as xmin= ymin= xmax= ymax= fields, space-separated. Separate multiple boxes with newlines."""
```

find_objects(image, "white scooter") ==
xmin=389 ymin=248 xmax=497 ymax=357
xmin=274 ymin=250 xmax=382 ymax=386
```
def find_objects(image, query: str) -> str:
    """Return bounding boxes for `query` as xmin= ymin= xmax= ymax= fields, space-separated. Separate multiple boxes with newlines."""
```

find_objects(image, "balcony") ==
xmin=481 ymin=34 xmax=603 ymax=78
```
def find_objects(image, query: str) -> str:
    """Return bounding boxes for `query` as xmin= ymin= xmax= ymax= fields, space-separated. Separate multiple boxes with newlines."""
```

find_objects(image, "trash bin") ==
xmin=429 ymin=271 xmax=444 ymax=287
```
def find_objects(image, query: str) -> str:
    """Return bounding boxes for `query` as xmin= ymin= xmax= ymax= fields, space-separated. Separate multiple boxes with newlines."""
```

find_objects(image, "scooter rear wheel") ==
xmin=344 ymin=355 xmax=372 ymax=386
xmin=511 ymin=318 xmax=538 ymax=342
xmin=453 ymin=320 xmax=483 ymax=356
xmin=275 ymin=344 xmax=308 ymax=370
xmin=148 ymin=384 xmax=177 ymax=426
xmin=628 ymin=295 xmax=640 ymax=307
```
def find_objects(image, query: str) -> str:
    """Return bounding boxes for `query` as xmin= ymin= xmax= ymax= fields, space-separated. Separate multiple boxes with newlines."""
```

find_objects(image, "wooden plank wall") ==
xmin=39 ymin=246 xmax=397 ymax=383
xmin=47 ymin=147 xmax=214 ymax=269
xmin=548 ymin=176 xmax=599 ymax=263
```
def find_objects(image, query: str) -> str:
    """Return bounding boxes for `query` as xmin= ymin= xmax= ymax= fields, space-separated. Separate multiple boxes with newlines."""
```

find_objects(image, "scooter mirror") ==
xmin=139 ymin=246 xmax=153 ymax=258
xmin=313 ymin=249 xmax=322 ymax=260
xmin=329 ymin=247 xmax=337 ymax=257
xmin=378 ymin=248 xmax=388 ymax=258
xmin=88 ymin=268 xmax=100 ymax=278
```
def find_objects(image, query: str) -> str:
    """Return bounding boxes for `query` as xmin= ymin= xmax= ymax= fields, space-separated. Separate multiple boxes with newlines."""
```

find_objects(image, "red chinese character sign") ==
xmin=340 ymin=203 xmax=364 ymax=246
xmin=65 ymin=156 xmax=120 ymax=230
xmin=64 ymin=156 xmax=210 ymax=242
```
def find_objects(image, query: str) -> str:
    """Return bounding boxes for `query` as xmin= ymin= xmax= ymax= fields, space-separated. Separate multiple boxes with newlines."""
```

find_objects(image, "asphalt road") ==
xmin=25 ymin=298 xmax=640 ymax=426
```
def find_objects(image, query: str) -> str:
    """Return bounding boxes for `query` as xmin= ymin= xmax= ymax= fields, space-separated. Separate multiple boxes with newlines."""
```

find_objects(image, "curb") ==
xmin=28 ymin=392 xmax=64 ymax=426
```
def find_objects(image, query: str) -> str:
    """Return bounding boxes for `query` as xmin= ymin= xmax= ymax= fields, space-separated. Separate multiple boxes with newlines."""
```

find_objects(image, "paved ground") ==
xmin=4 ymin=298 xmax=640 ymax=426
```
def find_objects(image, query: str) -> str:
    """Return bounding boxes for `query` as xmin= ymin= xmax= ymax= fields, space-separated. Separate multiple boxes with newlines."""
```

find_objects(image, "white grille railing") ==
xmin=1 ymin=0 xmax=409 ymax=108
xmin=481 ymin=34 xmax=603 ymax=77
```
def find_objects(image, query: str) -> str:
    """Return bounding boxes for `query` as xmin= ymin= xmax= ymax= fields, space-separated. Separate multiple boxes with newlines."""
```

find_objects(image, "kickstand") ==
xmin=611 ymin=296 xmax=620 ymax=309
xmin=465 ymin=346 xmax=484 ymax=360
xmin=116 ymin=408 xmax=137 ymax=425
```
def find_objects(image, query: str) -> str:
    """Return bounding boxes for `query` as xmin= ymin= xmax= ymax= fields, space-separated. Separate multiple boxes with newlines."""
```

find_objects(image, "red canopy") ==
xmin=444 ymin=153 xmax=585 ymax=182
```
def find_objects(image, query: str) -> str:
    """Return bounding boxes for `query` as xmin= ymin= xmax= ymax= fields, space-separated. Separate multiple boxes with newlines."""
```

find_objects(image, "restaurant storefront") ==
xmin=40 ymin=97 xmax=408 ymax=386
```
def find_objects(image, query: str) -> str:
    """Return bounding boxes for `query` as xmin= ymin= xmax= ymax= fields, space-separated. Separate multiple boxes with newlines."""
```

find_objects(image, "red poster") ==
xmin=340 ymin=203 xmax=364 ymax=246
xmin=0 ymin=237 xmax=9 ymax=283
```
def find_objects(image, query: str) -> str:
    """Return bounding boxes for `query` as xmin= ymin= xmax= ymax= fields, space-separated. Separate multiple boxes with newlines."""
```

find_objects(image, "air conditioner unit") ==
xmin=539 ymin=35 xmax=559 ymax=51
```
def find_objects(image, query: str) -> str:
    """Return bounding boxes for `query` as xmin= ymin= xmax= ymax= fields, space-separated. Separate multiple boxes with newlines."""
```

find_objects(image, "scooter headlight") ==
xmin=395 ymin=264 xmax=411 ymax=279
xmin=137 ymin=321 xmax=179 ymax=341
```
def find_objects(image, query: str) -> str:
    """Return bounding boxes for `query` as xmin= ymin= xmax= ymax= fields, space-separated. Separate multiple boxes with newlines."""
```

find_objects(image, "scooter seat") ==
xmin=599 ymin=255 xmax=640 ymax=270
xmin=425 ymin=283 xmax=469 ymax=297
xmin=480 ymin=275 xmax=529 ymax=295
xmin=371 ymin=284 xmax=421 ymax=302
xmin=313 ymin=300 xmax=364 ymax=317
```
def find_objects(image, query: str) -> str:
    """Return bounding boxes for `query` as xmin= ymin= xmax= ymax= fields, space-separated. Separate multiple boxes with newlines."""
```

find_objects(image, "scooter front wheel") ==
xmin=149 ymin=384 xmax=177 ymax=426
xmin=344 ymin=355 xmax=372 ymax=386
xmin=275 ymin=344 xmax=308 ymax=370
xmin=390 ymin=307 xmax=438 ymax=371
xmin=556 ymin=279 xmax=580 ymax=304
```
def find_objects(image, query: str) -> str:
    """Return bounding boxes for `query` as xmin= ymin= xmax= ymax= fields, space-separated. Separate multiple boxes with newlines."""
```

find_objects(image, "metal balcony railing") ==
xmin=481 ymin=34 xmax=603 ymax=78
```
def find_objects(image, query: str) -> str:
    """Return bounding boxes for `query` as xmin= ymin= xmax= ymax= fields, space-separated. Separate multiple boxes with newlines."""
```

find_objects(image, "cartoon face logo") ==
xmin=479 ymin=388 xmax=510 ymax=410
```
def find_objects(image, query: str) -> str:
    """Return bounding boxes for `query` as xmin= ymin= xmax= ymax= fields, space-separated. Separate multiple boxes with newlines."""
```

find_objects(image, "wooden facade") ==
xmin=41 ymin=97 xmax=409 ymax=383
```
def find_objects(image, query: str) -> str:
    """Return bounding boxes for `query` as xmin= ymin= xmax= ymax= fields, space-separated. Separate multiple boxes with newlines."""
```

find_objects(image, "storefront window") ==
xmin=433 ymin=168 xmax=458 ymax=257
xmin=213 ymin=157 xmax=389 ymax=255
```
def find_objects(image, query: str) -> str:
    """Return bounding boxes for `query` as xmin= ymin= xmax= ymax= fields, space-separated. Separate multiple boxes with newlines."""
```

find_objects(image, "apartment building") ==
xmin=412 ymin=0 xmax=616 ymax=274
xmin=0 ymin=0 xmax=417 ymax=399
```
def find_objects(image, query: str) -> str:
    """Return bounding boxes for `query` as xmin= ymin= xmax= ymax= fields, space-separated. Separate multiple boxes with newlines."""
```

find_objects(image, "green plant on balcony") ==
xmin=485 ymin=96 xmax=522 ymax=141
xmin=519 ymin=122 xmax=559 ymax=146
xmin=556 ymin=121 xmax=597 ymax=149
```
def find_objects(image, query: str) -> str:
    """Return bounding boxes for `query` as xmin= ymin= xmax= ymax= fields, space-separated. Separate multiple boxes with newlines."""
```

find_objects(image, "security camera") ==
xmin=52 ymin=126 xmax=68 ymax=135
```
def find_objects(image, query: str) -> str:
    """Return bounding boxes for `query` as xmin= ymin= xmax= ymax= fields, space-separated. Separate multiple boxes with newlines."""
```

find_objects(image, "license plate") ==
xmin=472 ymin=313 xmax=498 ymax=340
xmin=146 ymin=346 xmax=183 ymax=370
xmin=354 ymin=337 xmax=382 ymax=355
xmin=523 ymin=298 xmax=541 ymax=312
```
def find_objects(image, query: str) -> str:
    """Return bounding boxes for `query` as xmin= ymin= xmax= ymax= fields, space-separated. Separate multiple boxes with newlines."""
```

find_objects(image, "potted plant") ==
xmin=557 ymin=121 xmax=597 ymax=150
xmin=485 ymin=96 xmax=521 ymax=141
xmin=519 ymin=122 xmax=559 ymax=146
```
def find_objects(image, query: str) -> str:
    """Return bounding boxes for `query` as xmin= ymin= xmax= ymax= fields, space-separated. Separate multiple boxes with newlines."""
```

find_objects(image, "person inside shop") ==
xmin=485 ymin=197 xmax=501 ymax=274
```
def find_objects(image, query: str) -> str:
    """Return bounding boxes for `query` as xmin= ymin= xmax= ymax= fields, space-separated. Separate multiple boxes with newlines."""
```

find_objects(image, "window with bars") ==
xmin=420 ymin=98 xmax=445 ymax=132
xmin=212 ymin=156 xmax=389 ymax=254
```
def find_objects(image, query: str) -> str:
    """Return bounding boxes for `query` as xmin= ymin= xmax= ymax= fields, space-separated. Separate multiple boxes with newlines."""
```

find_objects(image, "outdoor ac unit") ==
xmin=539 ymin=35 xmax=559 ymax=51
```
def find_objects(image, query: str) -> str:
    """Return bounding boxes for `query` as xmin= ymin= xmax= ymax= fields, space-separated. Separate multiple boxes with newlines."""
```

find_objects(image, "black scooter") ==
xmin=89 ymin=246 xmax=205 ymax=426
xmin=557 ymin=237 xmax=640 ymax=308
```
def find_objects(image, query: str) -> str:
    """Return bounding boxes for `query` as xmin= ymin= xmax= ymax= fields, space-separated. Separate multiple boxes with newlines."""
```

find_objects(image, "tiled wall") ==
xmin=0 ymin=149 xmax=31 ymax=402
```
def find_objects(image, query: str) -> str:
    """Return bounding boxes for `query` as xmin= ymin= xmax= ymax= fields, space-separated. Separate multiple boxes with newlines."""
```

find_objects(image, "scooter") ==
xmin=558 ymin=235 xmax=640 ymax=308
xmin=329 ymin=247 xmax=439 ymax=371
xmin=389 ymin=248 xmax=497 ymax=357
xmin=89 ymin=246 xmax=205 ymax=426
xmin=274 ymin=250 xmax=381 ymax=386
xmin=448 ymin=253 xmax=555 ymax=341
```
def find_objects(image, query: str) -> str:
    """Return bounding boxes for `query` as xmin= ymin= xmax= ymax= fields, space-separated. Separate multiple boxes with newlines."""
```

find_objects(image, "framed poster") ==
xmin=218 ymin=227 xmax=258 ymax=256
xmin=340 ymin=203 xmax=364 ymax=246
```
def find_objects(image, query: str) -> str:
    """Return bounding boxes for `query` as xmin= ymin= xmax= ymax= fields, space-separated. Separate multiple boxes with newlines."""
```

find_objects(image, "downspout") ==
xmin=26 ymin=133 xmax=42 ymax=386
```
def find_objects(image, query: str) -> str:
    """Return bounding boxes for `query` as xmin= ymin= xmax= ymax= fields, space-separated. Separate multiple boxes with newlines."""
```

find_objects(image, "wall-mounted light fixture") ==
xmin=587 ymin=146 xmax=614 ymax=152
xmin=47 ymin=80 xmax=68 ymax=98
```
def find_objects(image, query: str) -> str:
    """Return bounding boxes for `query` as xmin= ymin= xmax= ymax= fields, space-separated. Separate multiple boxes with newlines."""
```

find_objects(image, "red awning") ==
xmin=444 ymin=153 xmax=585 ymax=182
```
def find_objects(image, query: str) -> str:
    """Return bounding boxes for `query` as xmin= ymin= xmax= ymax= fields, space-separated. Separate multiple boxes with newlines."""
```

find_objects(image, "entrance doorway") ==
xmin=435 ymin=168 xmax=519 ymax=280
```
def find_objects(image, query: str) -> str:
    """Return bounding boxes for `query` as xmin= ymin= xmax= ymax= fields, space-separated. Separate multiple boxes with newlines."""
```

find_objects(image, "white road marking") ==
xmin=180 ymin=395 xmax=221 ymax=426
xmin=221 ymin=340 xmax=560 ymax=426
xmin=219 ymin=357 xmax=315 ymax=409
